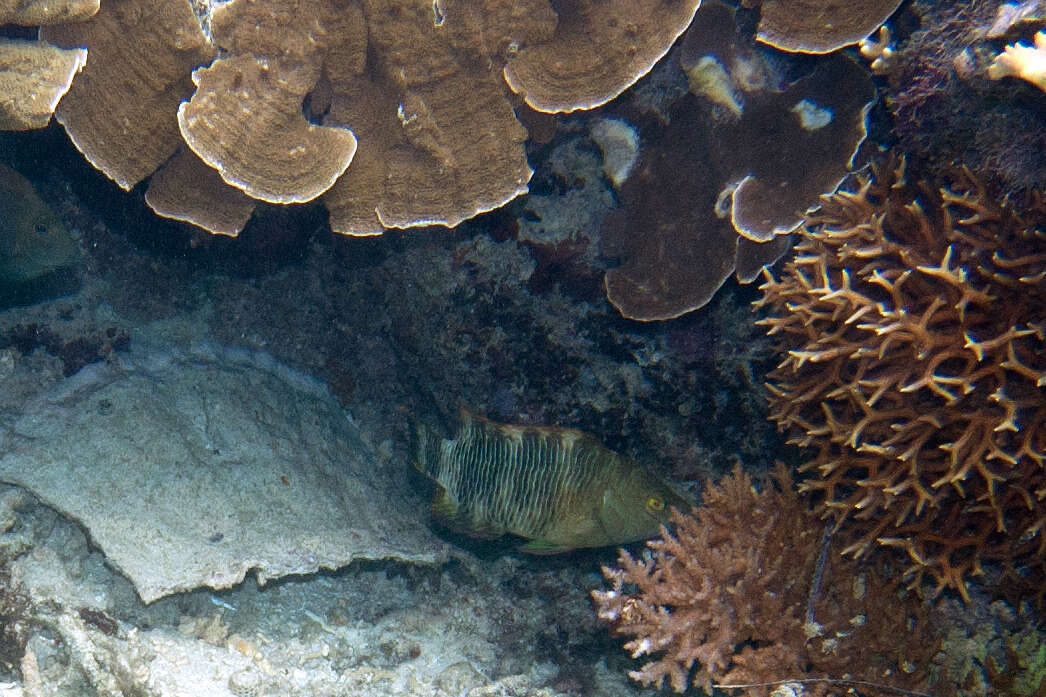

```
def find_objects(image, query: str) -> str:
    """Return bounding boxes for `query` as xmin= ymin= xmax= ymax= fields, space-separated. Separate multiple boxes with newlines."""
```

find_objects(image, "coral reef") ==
xmin=0 ymin=40 xmax=85 ymax=130
xmin=15 ymin=0 xmax=706 ymax=237
xmin=6 ymin=0 xmax=910 ymax=240
xmin=879 ymin=0 xmax=1046 ymax=194
xmin=1 ymin=111 xmax=782 ymax=510
xmin=756 ymin=158 xmax=1046 ymax=601
xmin=754 ymin=0 xmax=902 ymax=54
xmin=990 ymin=30 xmax=1046 ymax=92
xmin=592 ymin=464 xmax=946 ymax=696
xmin=600 ymin=1 xmax=873 ymax=321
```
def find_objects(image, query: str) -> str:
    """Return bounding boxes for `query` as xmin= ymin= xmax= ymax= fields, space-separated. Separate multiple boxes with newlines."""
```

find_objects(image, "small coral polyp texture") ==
xmin=592 ymin=464 xmax=942 ymax=697
xmin=757 ymin=158 xmax=1046 ymax=601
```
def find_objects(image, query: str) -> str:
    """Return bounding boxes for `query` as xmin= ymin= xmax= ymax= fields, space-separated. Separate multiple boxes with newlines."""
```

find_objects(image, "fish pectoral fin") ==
xmin=430 ymin=488 xmax=500 ymax=539
xmin=518 ymin=539 xmax=573 ymax=555
xmin=430 ymin=485 xmax=460 ymax=523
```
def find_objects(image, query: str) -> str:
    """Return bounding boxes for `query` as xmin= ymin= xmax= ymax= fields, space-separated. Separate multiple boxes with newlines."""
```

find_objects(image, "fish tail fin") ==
xmin=410 ymin=417 xmax=442 ymax=476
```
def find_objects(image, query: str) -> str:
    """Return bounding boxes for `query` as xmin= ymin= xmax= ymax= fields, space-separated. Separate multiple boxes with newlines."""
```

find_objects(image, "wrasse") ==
xmin=413 ymin=410 xmax=687 ymax=553
xmin=0 ymin=164 xmax=79 ymax=283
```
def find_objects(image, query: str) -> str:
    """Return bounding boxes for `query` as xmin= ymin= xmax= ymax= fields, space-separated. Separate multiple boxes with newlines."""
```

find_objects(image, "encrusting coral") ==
xmin=592 ymin=463 xmax=946 ymax=696
xmin=756 ymin=158 xmax=1046 ymax=602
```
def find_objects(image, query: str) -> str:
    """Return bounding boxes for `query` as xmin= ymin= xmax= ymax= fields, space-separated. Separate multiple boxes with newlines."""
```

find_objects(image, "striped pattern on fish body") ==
xmin=414 ymin=411 xmax=686 ymax=553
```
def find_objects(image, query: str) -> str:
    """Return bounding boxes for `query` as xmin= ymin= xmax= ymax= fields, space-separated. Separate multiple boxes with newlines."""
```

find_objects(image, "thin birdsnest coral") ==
xmin=756 ymin=158 xmax=1046 ymax=602
xmin=592 ymin=464 xmax=945 ymax=696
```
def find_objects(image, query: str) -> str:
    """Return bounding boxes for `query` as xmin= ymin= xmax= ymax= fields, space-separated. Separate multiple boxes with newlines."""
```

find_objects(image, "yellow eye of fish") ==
xmin=646 ymin=496 xmax=664 ymax=512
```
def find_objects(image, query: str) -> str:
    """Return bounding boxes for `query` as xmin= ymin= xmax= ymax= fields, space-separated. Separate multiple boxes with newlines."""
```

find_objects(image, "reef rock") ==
xmin=0 ymin=342 xmax=449 ymax=603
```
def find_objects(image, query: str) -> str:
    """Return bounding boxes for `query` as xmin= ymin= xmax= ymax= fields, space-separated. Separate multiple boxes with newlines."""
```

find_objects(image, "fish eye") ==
xmin=645 ymin=495 xmax=664 ymax=512
xmin=35 ymin=223 xmax=48 ymax=235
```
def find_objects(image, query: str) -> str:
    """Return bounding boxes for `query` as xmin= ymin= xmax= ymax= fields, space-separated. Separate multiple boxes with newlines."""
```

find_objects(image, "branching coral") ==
xmin=756 ymin=158 xmax=1046 ymax=602
xmin=592 ymin=464 xmax=945 ymax=696
xmin=989 ymin=30 xmax=1046 ymax=93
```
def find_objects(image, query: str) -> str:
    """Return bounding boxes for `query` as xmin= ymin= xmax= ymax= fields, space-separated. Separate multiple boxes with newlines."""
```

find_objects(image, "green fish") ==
xmin=0 ymin=163 xmax=79 ymax=283
xmin=413 ymin=410 xmax=687 ymax=553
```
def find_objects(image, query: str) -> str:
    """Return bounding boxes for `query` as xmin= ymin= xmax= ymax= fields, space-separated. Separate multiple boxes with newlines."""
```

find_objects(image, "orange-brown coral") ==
xmin=592 ymin=464 xmax=945 ymax=696
xmin=756 ymin=158 xmax=1046 ymax=601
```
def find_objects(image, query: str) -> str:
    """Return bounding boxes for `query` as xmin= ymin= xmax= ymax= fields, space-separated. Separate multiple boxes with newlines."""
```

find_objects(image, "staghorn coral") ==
xmin=592 ymin=463 xmax=945 ymax=696
xmin=756 ymin=158 xmax=1046 ymax=602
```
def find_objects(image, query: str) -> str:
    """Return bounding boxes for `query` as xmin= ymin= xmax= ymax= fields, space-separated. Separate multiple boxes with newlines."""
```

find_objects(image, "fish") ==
xmin=0 ymin=163 xmax=79 ymax=283
xmin=413 ymin=410 xmax=688 ymax=553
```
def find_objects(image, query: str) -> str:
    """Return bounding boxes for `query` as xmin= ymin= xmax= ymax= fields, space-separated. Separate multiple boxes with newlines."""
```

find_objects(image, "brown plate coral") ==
xmin=601 ymin=2 xmax=874 ymax=321
xmin=16 ymin=0 xmax=705 ymax=237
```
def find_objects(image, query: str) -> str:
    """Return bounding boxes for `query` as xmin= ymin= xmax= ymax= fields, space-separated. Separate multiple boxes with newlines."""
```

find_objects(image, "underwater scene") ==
xmin=1 ymin=0 xmax=1046 ymax=695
